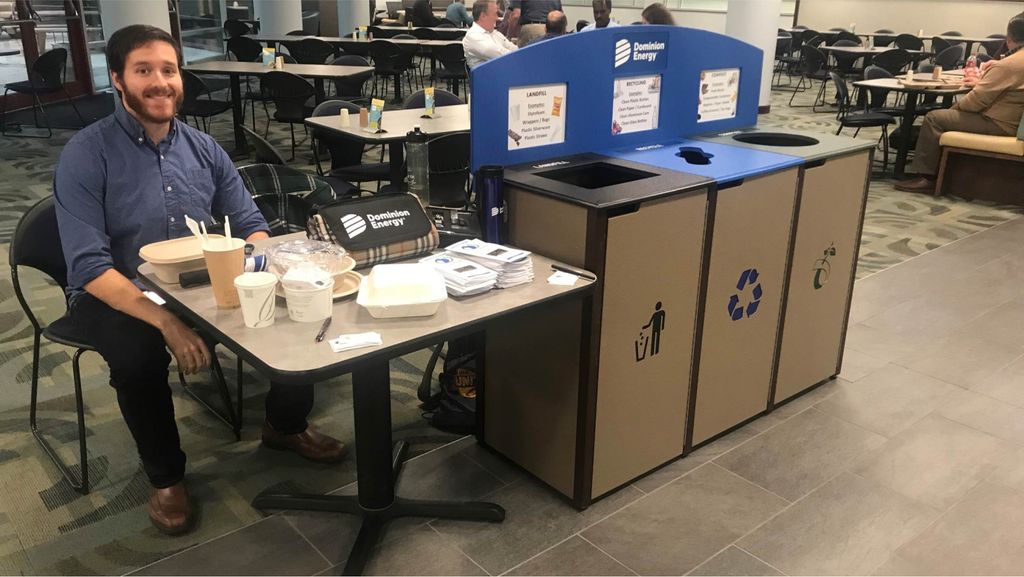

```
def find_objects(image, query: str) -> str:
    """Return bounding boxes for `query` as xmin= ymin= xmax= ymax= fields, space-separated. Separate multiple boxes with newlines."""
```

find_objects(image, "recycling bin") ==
xmin=605 ymin=139 xmax=802 ymax=446
xmin=484 ymin=154 xmax=712 ymax=505
xmin=695 ymin=128 xmax=874 ymax=405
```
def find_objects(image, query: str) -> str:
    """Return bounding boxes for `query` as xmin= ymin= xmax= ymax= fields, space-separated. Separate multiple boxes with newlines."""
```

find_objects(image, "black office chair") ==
xmin=240 ymin=123 xmax=288 ymax=165
xmin=329 ymin=54 xmax=373 ymax=103
xmin=227 ymin=36 xmax=275 ymax=130
xmin=1 ymin=48 xmax=86 ymax=138
xmin=223 ymin=18 xmax=253 ymax=39
xmin=426 ymin=131 xmax=471 ymax=208
xmin=895 ymin=33 xmax=925 ymax=51
xmin=402 ymin=87 xmax=462 ymax=109
xmin=309 ymin=99 xmax=390 ymax=190
xmin=434 ymin=43 xmax=468 ymax=96
xmin=872 ymin=29 xmax=896 ymax=47
xmin=261 ymin=71 xmax=316 ymax=160
xmin=789 ymin=44 xmax=829 ymax=108
xmin=180 ymin=70 xmax=232 ymax=133
xmin=10 ymin=197 xmax=241 ymax=494
xmin=832 ymin=30 xmax=861 ymax=46
xmin=803 ymin=32 xmax=826 ymax=49
xmin=981 ymin=34 xmax=1006 ymax=57
xmin=369 ymin=39 xmax=413 ymax=101
xmin=576 ymin=19 xmax=589 ymax=32
xmin=829 ymin=71 xmax=894 ymax=171
xmin=870 ymin=48 xmax=911 ymax=75
xmin=934 ymin=44 xmax=964 ymax=69
xmin=861 ymin=65 xmax=902 ymax=116
xmin=931 ymin=36 xmax=952 ymax=57
xmin=282 ymin=37 xmax=338 ymax=64
xmin=830 ymin=39 xmax=863 ymax=77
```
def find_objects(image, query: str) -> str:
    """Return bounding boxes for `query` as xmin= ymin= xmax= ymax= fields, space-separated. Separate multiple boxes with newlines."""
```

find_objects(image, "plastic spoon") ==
xmin=224 ymin=214 xmax=231 ymax=240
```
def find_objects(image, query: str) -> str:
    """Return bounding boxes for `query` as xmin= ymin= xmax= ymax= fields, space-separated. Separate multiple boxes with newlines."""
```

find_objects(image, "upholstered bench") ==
xmin=935 ymin=127 xmax=1024 ymax=205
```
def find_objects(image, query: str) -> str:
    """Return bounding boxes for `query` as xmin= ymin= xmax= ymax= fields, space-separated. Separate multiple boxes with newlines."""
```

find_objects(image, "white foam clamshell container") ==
xmin=356 ymin=263 xmax=448 ymax=318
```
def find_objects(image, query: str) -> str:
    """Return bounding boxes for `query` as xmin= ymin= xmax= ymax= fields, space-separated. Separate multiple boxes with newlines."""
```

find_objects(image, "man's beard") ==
xmin=123 ymin=85 xmax=182 ymax=124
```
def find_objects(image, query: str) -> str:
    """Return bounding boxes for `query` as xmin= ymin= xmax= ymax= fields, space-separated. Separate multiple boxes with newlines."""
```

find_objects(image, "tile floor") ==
xmin=129 ymin=216 xmax=1024 ymax=575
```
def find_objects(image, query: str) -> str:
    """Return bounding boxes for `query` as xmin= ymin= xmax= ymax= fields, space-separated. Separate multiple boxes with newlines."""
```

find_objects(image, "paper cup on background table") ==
xmin=284 ymin=278 xmax=334 ymax=322
xmin=235 ymin=272 xmax=278 ymax=328
xmin=203 ymin=237 xmax=246 ymax=308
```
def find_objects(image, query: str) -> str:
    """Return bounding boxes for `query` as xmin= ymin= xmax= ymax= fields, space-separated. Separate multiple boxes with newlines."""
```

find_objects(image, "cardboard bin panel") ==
xmin=691 ymin=169 xmax=798 ymax=446
xmin=774 ymin=152 xmax=870 ymax=403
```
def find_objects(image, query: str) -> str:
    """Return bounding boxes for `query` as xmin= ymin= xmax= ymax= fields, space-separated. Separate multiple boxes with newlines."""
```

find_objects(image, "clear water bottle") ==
xmin=965 ymin=53 xmax=979 ymax=82
xmin=406 ymin=125 xmax=430 ymax=208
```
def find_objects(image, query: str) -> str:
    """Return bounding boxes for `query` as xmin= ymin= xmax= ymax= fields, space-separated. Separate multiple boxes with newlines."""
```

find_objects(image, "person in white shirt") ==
xmin=463 ymin=0 xmax=518 ymax=68
xmin=580 ymin=0 xmax=620 ymax=31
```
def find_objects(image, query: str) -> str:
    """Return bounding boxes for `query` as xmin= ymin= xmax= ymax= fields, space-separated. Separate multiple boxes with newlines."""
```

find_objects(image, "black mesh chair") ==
xmin=426 ymin=132 xmax=471 ymax=208
xmin=411 ymin=27 xmax=438 ymax=39
xmin=576 ymin=19 xmax=589 ymax=32
xmin=773 ymin=35 xmax=793 ymax=86
xmin=227 ymin=36 xmax=274 ymax=130
xmin=933 ymin=44 xmax=964 ymax=69
xmin=1 ymin=48 xmax=86 ymax=138
xmin=895 ymin=33 xmax=925 ymax=51
xmin=309 ymin=100 xmax=390 ymax=189
xmin=261 ymin=71 xmax=316 ymax=160
xmin=402 ymin=87 xmax=462 ymax=109
xmin=829 ymin=71 xmax=894 ymax=171
xmin=861 ymin=65 xmax=902 ymax=116
xmin=223 ymin=18 xmax=253 ymax=39
xmin=789 ymin=45 xmax=829 ymax=108
xmin=330 ymin=54 xmax=373 ymax=103
xmin=832 ymin=30 xmax=861 ymax=46
xmin=240 ymin=123 xmax=288 ymax=165
xmin=434 ymin=43 xmax=468 ymax=96
xmin=982 ymin=34 xmax=1006 ymax=57
xmin=870 ymin=48 xmax=911 ymax=75
xmin=939 ymin=30 xmax=963 ymax=36
xmin=803 ymin=32 xmax=826 ymax=49
xmin=180 ymin=70 xmax=232 ymax=133
xmin=369 ymin=40 xmax=413 ymax=101
xmin=10 ymin=198 xmax=241 ymax=494
xmin=931 ymin=36 xmax=952 ymax=56
xmin=283 ymin=37 xmax=338 ymax=64
xmin=830 ymin=39 xmax=863 ymax=77
xmin=872 ymin=29 xmax=896 ymax=47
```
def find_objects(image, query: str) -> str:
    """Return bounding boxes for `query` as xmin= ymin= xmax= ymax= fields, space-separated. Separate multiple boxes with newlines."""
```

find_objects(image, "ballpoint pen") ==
xmin=315 ymin=317 xmax=332 ymax=343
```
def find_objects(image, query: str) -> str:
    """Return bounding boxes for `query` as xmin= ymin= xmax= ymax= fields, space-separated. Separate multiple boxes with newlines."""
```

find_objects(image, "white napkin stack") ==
xmin=446 ymin=239 xmax=534 ymax=289
xmin=420 ymin=252 xmax=498 ymax=297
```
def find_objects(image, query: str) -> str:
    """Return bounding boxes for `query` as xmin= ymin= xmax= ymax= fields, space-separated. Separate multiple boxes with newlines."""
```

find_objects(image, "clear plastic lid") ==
xmin=263 ymin=239 xmax=349 ymax=278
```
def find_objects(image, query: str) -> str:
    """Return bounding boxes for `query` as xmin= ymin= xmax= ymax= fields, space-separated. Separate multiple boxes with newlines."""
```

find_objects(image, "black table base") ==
xmin=252 ymin=360 xmax=505 ymax=575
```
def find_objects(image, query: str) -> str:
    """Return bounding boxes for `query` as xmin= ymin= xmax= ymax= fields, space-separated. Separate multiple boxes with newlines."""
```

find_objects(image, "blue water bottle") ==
xmin=476 ymin=165 xmax=506 ymax=244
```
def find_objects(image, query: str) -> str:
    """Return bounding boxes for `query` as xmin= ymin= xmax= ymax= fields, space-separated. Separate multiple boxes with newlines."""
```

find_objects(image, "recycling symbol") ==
xmin=728 ymin=268 xmax=762 ymax=321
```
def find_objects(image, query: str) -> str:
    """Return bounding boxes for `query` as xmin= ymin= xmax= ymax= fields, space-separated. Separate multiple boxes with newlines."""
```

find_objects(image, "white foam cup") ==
xmin=234 ymin=272 xmax=278 ymax=328
xmin=284 ymin=277 xmax=334 ymax=322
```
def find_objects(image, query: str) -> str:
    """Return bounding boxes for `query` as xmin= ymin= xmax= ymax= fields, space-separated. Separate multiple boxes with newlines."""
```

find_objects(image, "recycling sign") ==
xmin=728 ymin=268 xmax=762 ymax=321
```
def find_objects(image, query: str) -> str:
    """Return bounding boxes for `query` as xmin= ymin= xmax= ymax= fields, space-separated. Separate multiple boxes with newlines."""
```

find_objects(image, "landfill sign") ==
xmin=507 ymin=83 xmax=567 ymax=150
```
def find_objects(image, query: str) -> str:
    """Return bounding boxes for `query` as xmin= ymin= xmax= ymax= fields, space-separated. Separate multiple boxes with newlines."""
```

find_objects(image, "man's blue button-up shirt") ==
xmin=54 ymin=105 xmax=269 ymax=302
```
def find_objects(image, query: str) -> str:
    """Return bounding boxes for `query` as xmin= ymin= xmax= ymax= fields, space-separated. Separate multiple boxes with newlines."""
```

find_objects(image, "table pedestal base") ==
xmin=253 ymin=440 xmax=505 ymax=576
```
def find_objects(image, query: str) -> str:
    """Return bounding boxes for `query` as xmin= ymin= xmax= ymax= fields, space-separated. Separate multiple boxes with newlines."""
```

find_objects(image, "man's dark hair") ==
xmin=105 ymin=24 xmax=182 ymax=77
xmin=592 ymin=0 xmax=611 ymax=10
xmin=472 ymin=0 xmax=494 ymax=20
xmin=1008 ymin=15 xmax=1024 ymax=44
xmin=546 ymin=11 xmax=567 ymax=34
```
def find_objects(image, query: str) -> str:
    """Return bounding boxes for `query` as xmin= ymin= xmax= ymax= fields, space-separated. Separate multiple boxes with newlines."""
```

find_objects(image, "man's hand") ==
xmin=964 ymin=75 xmax=979 ymax=87
xmin=160 ymin=315 xmax=210 ymax=375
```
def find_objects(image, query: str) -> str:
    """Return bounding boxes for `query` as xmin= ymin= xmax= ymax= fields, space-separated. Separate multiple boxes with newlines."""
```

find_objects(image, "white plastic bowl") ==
xmin=356 ymin=264 xmax=448 ymax=318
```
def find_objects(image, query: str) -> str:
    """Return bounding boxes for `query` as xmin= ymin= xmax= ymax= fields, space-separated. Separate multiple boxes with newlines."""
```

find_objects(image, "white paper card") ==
xmin=547 ymin=271 xmax=579 ymax=286
xmin=507 ymin=83 xmax=566 ymax=150
xmin=144 ymin=291 xmax=166 ymax=306
xmin=697 ymin=68 xmax=740 ymax=123
xmin=329 ymin=332 xmax=383 ymax=353
xmin=612 ymin=74 xmax=661 ymax=135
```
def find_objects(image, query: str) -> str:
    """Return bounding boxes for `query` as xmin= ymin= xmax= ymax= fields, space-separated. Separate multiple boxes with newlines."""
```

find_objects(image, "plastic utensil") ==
xmin=200 ymin=220 xmax=209 ymax=244
xmin=184 ymin=214 xmax=203 ymax=243
xmin=224 ymin=214 xmax=231 ymax=239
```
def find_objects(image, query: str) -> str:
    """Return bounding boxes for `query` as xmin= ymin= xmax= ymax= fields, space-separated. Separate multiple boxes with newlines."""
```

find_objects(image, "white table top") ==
xmin=305 ymin=104 xmax=470 ymax=143
xmin=138 ymin=233 xmax=593 ymax=381
xmin=821 ymin=45 xmax=929 ymax=55
xmin=251 ymin=34 xmax=460 ymax=47
xmin=853 ymin=74 xmax=971 ymax=94
xmin=185 ymin=60 xmax=374 ymax=79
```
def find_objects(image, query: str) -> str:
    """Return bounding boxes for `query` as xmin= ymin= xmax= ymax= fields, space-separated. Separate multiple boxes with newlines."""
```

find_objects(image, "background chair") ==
xmin=330 ymin=54 xmax=373 ymax=103
xmin=10 ymin=198 xmax=241 ymax=494
xmin=369 ymin=39 xmax=413 ymax=102
xmin=227 ymin=36 xmax=274 ymax=130
xmin=402 ymin=87 xmax=462 ymax=109
xmin=1 ymin=48 xmax=85 ymax=138
xmin=309 ymin=99 xmax=390 ymax=191
xmin=240 ymin=123 xmax=287 ymax=165
xmin=872 ymin=29 xmax=896 ymax=48
xmin=982 ymin=34 xmax=1006 ymax=57
xmin=434 ymin=43 xmax=468 ymax=96
xmin=829 ymin=71 xmax=894 ymax=171
xmin=829 ymin=39 xmax=864 ymax=77
xmin=223 ymin=18 xmax=252 ymax=39
xmin=426 ymin=131 xmax=471 ymax=208
xmin=180 ymin=70 xmax=232 ymax=133
xmin=931 ymin=36 xmax=952 ymax=57
xmin=870 ymin=48 xmax=911 ymax=75
xmin=789 ymin=44 xmax=829 ymax=109
xmin=933 ymin=43 xmax=965 ymax=70
xmin=260 ymin=70 xmax=316 ymax=160
xmin=282 ymin=37 xmax=338 ymax=64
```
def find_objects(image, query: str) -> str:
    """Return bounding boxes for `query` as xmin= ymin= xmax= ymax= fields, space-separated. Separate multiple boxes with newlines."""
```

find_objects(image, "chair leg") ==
xmin=178 ymin=351 xmax=242 ymax=441
xmin=28 ymin=330 xmax=41 ymax=433
xmin=289 ymin=124 xmax=296 ymax=161
xmin=31 ymin=344 xmax=90 ymax=494
xmin=63 ymin=87 xmax=87 ymax=127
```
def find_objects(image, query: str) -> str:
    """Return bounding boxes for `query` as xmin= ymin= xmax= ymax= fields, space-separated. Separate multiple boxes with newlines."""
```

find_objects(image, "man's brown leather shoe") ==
xmin=894 ymin=176 xmax=936 ymax=193
xmin=261 ymin=422 xmax=349 ymax=463
xmin=147 ymin=482 xmax=194 ymax=535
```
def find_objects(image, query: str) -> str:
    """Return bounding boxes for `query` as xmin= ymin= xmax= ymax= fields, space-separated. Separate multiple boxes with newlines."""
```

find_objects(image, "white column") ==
xmin=725 ymin=0 xmax=783 ymax=111
xmin=337 ymin=0 xmax=369 ymax=37
xmin=99 ymin=0 xmax=172 ymax=38
xmin=253 ymin=0 xmax=303 ymax=36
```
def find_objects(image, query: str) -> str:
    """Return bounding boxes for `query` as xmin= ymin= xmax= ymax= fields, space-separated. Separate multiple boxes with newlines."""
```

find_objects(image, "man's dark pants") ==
xmin=71 ymin=293 xmax=314 ymax=488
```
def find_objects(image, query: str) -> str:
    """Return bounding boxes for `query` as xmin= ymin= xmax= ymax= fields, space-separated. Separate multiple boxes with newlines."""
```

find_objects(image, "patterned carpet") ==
xmin=0 ymin=78 xmax=1020 ymax=575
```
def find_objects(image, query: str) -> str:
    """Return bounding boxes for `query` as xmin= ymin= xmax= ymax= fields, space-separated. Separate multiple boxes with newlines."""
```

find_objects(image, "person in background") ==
xmin=641 ymin=2 xmax=674 ymax=25
xmin=580 ymin=0 xmax=619 ymax=31
xmin=446 ymin=0 xmax=474 ymax=27
xmin=523 ymin=10 xmax=567 ymax=46
xmin=895 ymin=15 xmax=1024 ymax=193
xmin=511 ymin=0 xmax=563 ymax=47
xmin=409 ymin=0 xmax=441 ymax=27
xmin=53 ymin=25 xmax=348 ymax=536
xmin=464 ymin=0 xmax=518 ymax=67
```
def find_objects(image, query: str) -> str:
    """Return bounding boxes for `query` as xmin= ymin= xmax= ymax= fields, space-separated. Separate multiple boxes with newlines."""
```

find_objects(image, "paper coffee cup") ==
xmin=284 ymin=278 xmax=334 ymax=322
xmin=203 ymin=237 xmax=246 ymax=308
xmin=235 ymin=272 xmax=278 ymax=328
xmin=339 ymin=108 xmax=350 ymax=127
xmin=932 ymin=66 xmax=943 ymax=80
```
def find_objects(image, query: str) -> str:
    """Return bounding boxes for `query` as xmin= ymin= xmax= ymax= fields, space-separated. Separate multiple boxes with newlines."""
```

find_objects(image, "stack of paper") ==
xmin=446 ymin=239 xmax=534 ymax=289
xmin=420 ymin=252 xmax=497 ymax=297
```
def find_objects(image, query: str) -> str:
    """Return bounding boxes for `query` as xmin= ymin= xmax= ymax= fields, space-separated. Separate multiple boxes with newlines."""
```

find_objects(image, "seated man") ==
xmin=463 ymin=0 xmax=517 ymax=68
xmin=446 ymin=0 xmax=474 ymax=27
xmin=896 ymin=15 xmax=1024 ymax=193
xmin=54 ymin=25 xmax=347 ymax=535
xmin=408 ymin=0 xmax=441 ymax=27
xmin=523 ymin=10 xmax=567 ymax=46
xmin=511 ymin=0 xmax=563 ymax=47
xmin=580 ymin=0 xmax=620 ymax=31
